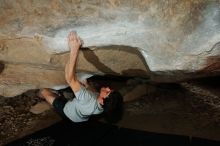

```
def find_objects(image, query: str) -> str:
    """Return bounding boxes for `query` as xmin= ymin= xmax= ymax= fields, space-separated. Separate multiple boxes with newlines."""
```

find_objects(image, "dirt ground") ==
xmin=0 ymin=76 xmax=220 ymax=145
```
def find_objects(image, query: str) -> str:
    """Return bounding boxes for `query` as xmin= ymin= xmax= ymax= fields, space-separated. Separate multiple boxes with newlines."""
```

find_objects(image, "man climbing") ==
xmin=39 ymin=32 xmax=123 ymax=123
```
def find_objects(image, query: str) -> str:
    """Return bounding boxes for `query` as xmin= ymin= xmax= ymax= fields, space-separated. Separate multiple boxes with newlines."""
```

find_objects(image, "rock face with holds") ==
xmin=0 ymin=0 xmax=219 ymax=97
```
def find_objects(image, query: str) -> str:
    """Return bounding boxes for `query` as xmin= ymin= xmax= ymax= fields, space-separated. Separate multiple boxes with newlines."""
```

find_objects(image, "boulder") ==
xmin=0 ymin=0 xmax=219 ymax=97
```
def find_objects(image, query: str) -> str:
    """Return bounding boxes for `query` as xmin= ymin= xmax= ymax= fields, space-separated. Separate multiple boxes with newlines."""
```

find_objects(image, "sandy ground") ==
xmin=0 ymin=76 xmax=220 ymax=145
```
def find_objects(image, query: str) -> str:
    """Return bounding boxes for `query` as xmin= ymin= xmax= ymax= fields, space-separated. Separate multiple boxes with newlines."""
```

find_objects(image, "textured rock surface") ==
xmin=0 ymin=0 xmax=220 ymax=97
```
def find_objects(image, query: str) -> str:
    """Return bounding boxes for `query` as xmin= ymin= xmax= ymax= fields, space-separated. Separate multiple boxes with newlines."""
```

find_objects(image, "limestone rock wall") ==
xmin=0 ymin=0 xmax=220 ymax=97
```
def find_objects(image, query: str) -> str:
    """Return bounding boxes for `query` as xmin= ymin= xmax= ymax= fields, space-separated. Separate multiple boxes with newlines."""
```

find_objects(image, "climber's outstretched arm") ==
xmin=65 ymin=32 xmax=82 ymax=93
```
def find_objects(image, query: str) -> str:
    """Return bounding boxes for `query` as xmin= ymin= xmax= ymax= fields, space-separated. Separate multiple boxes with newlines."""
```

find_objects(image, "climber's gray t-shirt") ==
xmin=63 ymin=86 xmax=103 ymax=122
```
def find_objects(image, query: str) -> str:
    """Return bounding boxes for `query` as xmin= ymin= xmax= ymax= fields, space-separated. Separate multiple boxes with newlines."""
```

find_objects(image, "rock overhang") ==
xmin=0 ymin=0 xmax=220 ymax=97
